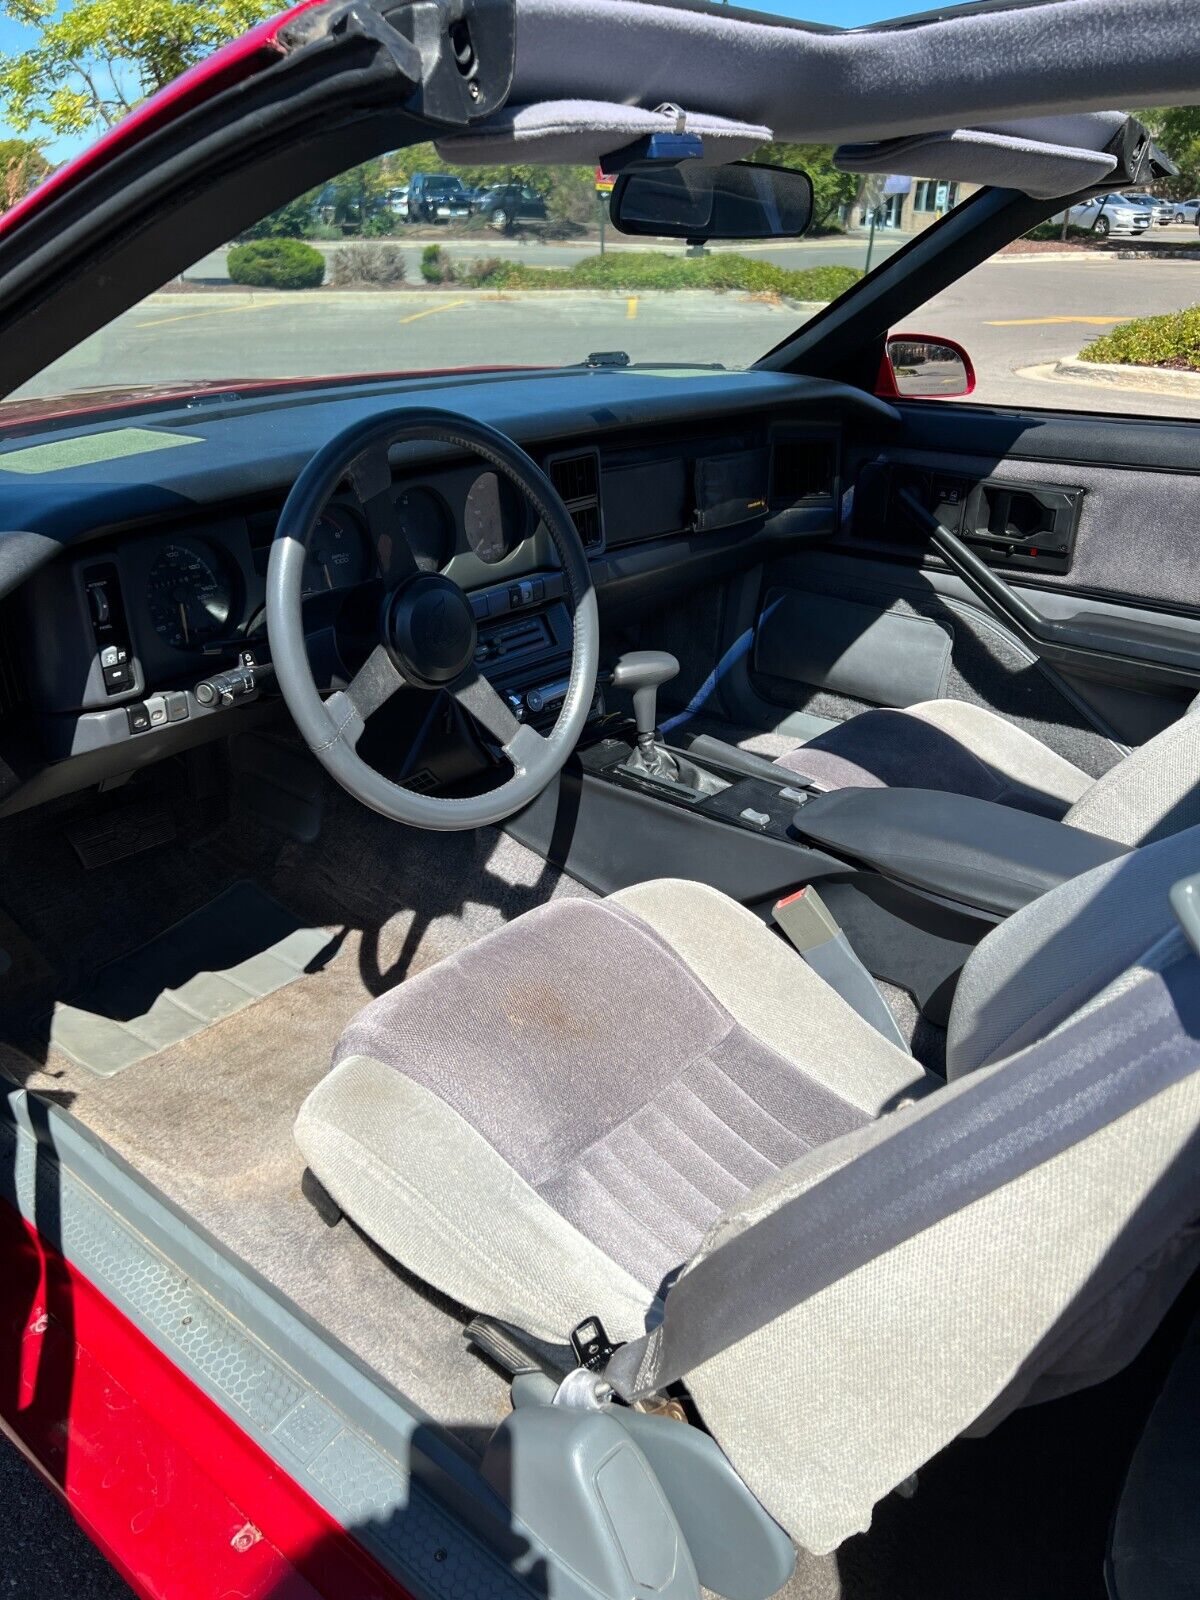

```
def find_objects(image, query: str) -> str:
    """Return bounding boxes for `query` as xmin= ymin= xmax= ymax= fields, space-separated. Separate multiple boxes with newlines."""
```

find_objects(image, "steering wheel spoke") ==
xmin=347 ymin=443 xmax=419 ymax=586
xmin=451 ymin=669 xmax=522 ymax=747
xmin=325 ymin=644 xmax=406 ymax=749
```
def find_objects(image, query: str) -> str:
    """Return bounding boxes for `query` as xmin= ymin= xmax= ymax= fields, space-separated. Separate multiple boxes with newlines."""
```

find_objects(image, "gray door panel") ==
xmin=719 ymin=413 xmax=1200 ymax=763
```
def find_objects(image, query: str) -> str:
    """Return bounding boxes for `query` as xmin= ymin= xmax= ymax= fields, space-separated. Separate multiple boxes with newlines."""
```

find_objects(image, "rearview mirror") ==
xmin=609 ymin=161 xmax=814 ymax=243
xmin=878 ymin=333 xmax=976 ymax=400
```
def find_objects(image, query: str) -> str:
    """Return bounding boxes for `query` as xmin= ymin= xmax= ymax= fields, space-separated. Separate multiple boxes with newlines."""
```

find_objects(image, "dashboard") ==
xmin=0 ymin=367 xmax=896 ymax=816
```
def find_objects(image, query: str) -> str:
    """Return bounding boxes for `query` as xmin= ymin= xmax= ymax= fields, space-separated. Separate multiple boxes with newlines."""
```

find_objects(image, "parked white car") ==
xmin=1062 ymin=192 xmax=1153 ymax=237
xmin=1175 ymin=197 xmax=1200 ymax=222
xmin=1124 ymin=192 xmax=1173 ymax=225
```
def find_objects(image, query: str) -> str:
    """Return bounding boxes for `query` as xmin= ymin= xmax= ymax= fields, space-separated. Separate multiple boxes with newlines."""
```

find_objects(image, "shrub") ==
xmin=1022 ymin=222 xmax=1096 ymax=242
xmin=420 ymin=243 xmax=456 ymax=284
xmin=1079 ymin=305 xmax=1200 ymax=370
xmin=227 ymin=238 xmax=325 ymax=289
xmin=329 ymin=243 xmax=406 ymax=286
xmin=456 ymin=251 xmax=858 ymax=301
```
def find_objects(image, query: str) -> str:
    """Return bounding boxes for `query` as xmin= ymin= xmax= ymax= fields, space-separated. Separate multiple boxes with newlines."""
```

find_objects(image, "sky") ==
xmin=0 ymin=0 xmax=927 ymax=159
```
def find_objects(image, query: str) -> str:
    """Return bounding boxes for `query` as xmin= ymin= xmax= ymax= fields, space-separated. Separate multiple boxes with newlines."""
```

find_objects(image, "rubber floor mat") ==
xmin=38 ymin=881 xmax=336 ymax=1077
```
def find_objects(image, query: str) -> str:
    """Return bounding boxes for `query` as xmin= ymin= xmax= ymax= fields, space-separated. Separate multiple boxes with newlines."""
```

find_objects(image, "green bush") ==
xmin=420 ymin=243 xmax=456 ymax=284
xmin=456 ymin=251 xmax=859 ymax=301
xmin=1079 ymin=305 xmax=1200 ymax=370
xmin=1022 ymin=222 xmax=1096 ymax=243
xmin=227 ymin=238 xmax=325 ymax=289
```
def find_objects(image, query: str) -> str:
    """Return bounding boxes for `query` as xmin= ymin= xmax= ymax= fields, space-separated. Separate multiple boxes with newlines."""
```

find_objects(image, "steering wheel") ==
xmin=267 ymin=409 xmax=599 ymax=831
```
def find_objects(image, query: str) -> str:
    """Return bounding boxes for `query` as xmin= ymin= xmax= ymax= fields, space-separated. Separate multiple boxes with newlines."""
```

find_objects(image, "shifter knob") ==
xmin=611 ymin=651 xmax=680 ymax=744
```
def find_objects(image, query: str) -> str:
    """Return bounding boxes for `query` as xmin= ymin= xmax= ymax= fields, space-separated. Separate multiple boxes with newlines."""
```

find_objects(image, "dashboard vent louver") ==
xmin=548 ymin=450 xmax=604 ymax=551
xmin=771 ymin=437 xmax=836 ymax=505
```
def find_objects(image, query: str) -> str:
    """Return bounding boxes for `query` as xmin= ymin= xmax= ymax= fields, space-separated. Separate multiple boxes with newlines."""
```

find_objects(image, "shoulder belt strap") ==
xmin=606 ymin=943 xmax=1200 ymax=1401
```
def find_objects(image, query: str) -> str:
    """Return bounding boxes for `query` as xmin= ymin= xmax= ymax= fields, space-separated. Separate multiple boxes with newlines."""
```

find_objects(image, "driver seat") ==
xmin=296 ymin=830 xmax=1200 ymax=1555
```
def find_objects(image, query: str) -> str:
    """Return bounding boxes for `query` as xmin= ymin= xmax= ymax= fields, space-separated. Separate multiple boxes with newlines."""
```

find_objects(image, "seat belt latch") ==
xmin=773 ymin=885 xmax=910 ymax=1052
xmin=571 ymin=1315 xmax=621 ymax=1372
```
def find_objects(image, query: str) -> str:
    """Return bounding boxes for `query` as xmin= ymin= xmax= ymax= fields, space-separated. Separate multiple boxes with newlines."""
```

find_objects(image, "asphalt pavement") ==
xmin=0 ymin=1438 xmax=132 ymax=1598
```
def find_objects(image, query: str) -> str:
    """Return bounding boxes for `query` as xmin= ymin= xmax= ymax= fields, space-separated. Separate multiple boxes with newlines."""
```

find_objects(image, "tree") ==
xmin=0 ymin=135 xmax=48 ymax=208
xmin=752 ymin=141 xmax=858 ymax=231
xmin=0 ymin=0 xmax=275 ymax=135
xmin=1138 ymin=108 xmax=1200 ymax=201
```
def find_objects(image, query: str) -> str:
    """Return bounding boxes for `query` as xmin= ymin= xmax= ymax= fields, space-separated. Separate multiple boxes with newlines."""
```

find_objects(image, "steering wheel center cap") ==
xmin=388 ymin=573 xmax=478 ymax=689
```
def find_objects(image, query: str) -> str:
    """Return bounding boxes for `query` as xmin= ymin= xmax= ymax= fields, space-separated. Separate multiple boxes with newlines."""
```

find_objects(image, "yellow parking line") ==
xmin=399 ymin=299 xmax=468 ymax=325
xmin=135 ymin=300 xmax=284 ymax=329
xmin=985 ymin=315 xmax=1135 ymax=326
xmin=626 ymin=296 xmax=638 ymax=319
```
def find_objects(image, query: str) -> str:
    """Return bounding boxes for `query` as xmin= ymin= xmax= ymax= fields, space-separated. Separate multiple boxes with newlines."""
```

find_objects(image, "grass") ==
xmin=1079 ymin=305 xmax=1200 ymax=371
xmin=420 ymin=249 xmax=861 ymax=301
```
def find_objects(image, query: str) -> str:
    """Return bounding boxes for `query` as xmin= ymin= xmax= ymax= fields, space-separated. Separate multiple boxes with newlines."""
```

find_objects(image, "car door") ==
xmin=706 ymin=197 xmax=1200 ymax=783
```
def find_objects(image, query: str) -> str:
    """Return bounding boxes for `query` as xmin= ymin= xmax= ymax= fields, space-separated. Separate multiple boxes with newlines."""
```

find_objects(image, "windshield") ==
xmin=9 ymin=145 xmax=890 ymax=409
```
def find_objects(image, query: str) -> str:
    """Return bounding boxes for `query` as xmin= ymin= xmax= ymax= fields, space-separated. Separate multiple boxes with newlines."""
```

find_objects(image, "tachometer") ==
xmin=146 ymin=540 xmax=233 ymax=649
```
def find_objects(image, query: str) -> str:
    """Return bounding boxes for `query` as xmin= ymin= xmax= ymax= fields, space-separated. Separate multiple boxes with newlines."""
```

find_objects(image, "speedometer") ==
xmin=146 ymin=540 xmax=233 ymax=649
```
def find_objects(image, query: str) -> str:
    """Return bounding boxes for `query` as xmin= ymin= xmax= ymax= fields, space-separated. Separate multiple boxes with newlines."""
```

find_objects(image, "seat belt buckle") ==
xmin=773 ymin=885 xmax=911 ymax=1053
xmin=571 ymin=1315 xmax=621 ymax=1372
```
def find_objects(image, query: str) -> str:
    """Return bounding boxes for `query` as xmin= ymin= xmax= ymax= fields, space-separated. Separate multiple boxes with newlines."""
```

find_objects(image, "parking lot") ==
xmin=11 ymin=237 xmax=1200 ymax=420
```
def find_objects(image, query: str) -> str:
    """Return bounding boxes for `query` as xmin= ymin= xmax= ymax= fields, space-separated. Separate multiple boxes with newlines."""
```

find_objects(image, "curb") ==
xmin=998 ymin=247 xmax=1200 ymax=264
xmin=1018 ymin=358 xmax=1200 ymax=399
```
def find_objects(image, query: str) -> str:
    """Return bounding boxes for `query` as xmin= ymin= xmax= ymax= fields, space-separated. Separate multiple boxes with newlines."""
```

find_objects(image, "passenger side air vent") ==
xmin=771 ymin=436 xmax=837 ymax=506
xmin=547 ymin=450 xmax=604 ymax=552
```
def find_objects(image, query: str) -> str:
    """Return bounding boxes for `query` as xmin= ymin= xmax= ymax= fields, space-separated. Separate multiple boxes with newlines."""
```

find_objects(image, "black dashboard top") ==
xmin=0 ymin=366 xmax=896 ymax=586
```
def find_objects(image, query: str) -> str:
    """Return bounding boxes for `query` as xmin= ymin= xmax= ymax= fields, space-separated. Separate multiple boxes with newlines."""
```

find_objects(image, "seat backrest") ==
xmin=1065 ymin=712 xmax=1200 ymax=847
xmin=674 ymin=829 xmax=1200 ymax=1556
xmin=946 ymin=822 xmax=1200 ymax=1079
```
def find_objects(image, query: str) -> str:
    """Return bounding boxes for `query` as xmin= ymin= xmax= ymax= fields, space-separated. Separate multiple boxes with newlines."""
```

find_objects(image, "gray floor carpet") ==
xmin=0 ymin=759 xmax=593 ymax=1448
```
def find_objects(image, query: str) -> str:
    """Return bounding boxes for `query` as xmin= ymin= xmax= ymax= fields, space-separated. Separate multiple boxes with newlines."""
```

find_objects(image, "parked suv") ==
xmin=406 ymin=172 xmax=472 ymax=224
xmin=1124 ymin=191 xmax=1173 ymax=225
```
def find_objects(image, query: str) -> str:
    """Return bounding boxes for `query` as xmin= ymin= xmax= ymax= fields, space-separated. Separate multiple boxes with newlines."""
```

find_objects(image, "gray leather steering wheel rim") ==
xmin=267 ymin=408 xmax=599 ymax=831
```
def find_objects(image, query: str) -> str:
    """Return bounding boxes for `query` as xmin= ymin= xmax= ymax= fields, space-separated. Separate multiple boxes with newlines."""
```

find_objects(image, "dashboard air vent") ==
xmin=548 ymin=450 xmax=604 ymax=551
xmin=771 ymin=437 xmax=836 ymax=506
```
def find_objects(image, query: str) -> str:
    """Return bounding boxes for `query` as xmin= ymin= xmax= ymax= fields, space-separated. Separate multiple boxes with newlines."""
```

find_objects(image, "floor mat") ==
xmin=37 ymin=881 xmax=337 ymax=1076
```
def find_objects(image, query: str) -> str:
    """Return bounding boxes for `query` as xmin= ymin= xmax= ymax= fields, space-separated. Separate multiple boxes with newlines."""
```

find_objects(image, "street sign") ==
xmin=595 ymin=167 xmax=615 ymax=195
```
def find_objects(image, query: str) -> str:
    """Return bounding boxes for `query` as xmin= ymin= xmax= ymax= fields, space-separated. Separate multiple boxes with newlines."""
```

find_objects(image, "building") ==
xmin=855 ymin=176 xmax=982 ymax=233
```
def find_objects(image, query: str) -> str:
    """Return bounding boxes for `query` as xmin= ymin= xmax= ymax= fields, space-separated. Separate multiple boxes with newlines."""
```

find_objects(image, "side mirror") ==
xmin=877 ymin=333 xmax=976 ymax=400
xmin=609 ymin=161 xmax=813 ymax=243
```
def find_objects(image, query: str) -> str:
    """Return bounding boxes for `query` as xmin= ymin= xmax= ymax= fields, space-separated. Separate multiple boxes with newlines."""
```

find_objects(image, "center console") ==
xmin=505 ymin=642 xmax=1131 ymax=1026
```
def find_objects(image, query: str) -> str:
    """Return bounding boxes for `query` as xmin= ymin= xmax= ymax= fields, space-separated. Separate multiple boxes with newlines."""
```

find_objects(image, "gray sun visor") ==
xmin=435 ymin=100 xmax=770 ymax=168
xmin=834 ymin=114 xmax=1129 ymax=201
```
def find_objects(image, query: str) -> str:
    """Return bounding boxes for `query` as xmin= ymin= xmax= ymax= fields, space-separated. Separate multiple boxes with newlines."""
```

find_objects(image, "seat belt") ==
xmin=605 ymin=938 xmax=1200 ymax=1403
xmin=772 ymin=885 xmax=910 ymax=1051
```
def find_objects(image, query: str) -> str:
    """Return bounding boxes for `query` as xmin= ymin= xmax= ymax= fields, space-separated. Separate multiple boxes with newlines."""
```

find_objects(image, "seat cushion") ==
xmin=775 ymin=698 xmax=1092 ymax=818
xmin=297 ymin=881 xmax=929 ymax=1341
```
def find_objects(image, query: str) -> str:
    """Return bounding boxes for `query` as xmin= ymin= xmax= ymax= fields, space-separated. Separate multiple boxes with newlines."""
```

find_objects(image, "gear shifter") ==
xmin=611 ymin=650 xmax=682 ymax=782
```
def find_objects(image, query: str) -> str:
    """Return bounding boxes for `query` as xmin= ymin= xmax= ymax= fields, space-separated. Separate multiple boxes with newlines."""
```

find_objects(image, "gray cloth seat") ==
xmin=773 ymin=696 xmax=1200 ymax=847
xmin=296 ymin=836 xmax=1200 ymax=1555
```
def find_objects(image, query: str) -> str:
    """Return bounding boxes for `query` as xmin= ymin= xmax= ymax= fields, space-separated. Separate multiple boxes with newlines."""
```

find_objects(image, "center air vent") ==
xmin=547 ymin=450 xmax=604 ymax=552
xmin=771 ymin=436 xmax=836 ymax=506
